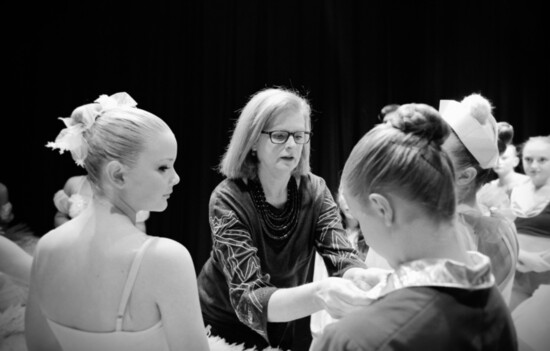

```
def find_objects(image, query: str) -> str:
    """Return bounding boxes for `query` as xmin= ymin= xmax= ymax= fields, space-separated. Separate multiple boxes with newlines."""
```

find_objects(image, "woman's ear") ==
xmin=456 ymin=167 xmax=477 ymax=186
xmin=368 ymin=193 xmax=393 ymax=226
xmin=105 ymin=160 xmax=126 ymax=188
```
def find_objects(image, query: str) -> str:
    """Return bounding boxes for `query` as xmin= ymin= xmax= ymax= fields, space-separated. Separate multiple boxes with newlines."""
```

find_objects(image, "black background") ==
xmin=2 ymin=0 xmax=548 ymax=270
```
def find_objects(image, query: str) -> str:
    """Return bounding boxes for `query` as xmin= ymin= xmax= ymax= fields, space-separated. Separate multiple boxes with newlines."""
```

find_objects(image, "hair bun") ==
xmin=385 ymin=103 xmax=450 ymax=147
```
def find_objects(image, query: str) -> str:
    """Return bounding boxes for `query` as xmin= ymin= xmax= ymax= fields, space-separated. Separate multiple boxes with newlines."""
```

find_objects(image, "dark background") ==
xmin=2 ymin=1 xmax=548 ymax=270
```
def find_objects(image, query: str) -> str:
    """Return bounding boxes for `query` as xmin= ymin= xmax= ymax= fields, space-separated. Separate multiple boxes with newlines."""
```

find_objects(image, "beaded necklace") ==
xmin=249 ymin=177 xmax=301 ymax=240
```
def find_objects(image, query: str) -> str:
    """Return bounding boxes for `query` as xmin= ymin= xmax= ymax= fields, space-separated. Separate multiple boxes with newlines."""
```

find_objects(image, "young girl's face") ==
xmin=522 ymin=139 xmax=550 ymax=188
xmin=494 ymin=145 xmax=519 ymax=177
xmin=124 ymin=129 xmax=180 ymax=212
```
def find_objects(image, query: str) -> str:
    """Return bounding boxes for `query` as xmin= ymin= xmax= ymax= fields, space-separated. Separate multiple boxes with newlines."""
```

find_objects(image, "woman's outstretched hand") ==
xmin=316 ymin=276 xmax=374 ymax=319
xmin=343 ymin=267 xmax=391 ymax=291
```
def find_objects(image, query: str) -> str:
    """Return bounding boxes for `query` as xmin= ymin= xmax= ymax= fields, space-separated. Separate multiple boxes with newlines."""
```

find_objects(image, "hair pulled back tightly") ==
xmin=46 ymin=92 xmax=137 ymax=166
xmin=342 ymin=102 xmax=457 ymax=221
xmin=383 ymin=103 xmax=451 ymax=148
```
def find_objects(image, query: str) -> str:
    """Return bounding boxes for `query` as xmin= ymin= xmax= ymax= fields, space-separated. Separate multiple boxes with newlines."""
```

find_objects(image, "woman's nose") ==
xmin=285 ymin=135 xmax=298 ymax=148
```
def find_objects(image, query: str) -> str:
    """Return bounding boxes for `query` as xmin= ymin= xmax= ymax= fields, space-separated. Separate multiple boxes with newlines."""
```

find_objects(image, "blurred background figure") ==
xmin=53 ymin=174 xmax=150 ymax=232
xmin=512 ymin=284 xmax=550 ymax=351
xmin=477 ymin=121 xmax=529 ymax=219
xmin=509 ymin=136 xmax=550 ymax=311
xmin=1 ymin=235 xmax=33 ymax=351
xmin=1 ymin=182 xmax=15 ymax=230
xmin=440 ymin=93 xmax=519 ymax=305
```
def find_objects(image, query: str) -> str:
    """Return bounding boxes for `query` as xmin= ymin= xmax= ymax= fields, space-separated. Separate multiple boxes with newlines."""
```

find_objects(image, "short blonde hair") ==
xmin=219 ymin=87 xmax=312 ymax=179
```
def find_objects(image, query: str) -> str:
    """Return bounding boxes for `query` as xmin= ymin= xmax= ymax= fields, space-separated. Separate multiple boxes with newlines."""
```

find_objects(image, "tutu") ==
xmin=0 ymin=274 xmax=27 ymax=351
xmin=207 ymin=326 xmax=287 ymax=351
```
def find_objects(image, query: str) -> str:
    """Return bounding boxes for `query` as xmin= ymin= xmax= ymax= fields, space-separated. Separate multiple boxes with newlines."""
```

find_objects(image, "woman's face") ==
xmin=494 ymin=144 xmax=519 ymax=177
xmin=123 ymin=130 xmax=180 ymax=212
xmin=255 ymin=109 xmax=306 ymax=178
xmin=522 ymin=139 xmax=550 ymax=188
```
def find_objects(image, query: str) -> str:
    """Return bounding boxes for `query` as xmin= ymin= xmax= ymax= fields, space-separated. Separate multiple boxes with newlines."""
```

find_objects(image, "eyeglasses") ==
xmin=261 ymin=130 xmax=312 ymax=144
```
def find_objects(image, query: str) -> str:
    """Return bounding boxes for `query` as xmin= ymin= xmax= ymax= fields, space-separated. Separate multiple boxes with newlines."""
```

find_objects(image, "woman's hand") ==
xmin=342 ymin=267 xmax=391 ymax=291
xmin=517 ymin=249 xmax=550 ymax=273
xmin=316 ymin=277 xmax=374 ymax=319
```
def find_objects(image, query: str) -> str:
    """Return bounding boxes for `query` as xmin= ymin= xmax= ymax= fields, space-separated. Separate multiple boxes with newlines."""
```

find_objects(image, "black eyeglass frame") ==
xmin=261 ymin=130 xmax=313 ymax=144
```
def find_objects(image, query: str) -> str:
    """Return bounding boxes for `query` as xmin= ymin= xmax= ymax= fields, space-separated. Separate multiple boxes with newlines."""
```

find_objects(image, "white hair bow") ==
xmin=46 ymin=92 xmax=137 ymax=167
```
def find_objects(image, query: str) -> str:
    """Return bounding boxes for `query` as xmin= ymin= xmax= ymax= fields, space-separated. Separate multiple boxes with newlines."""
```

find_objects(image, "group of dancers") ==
xmin=1 ymin=88 xmax=549 ymax=350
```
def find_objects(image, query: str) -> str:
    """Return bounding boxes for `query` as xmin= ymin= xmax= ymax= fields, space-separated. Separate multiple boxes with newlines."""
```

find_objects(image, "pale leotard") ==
xmin=46 ymin=237 xmax=169 ymax=351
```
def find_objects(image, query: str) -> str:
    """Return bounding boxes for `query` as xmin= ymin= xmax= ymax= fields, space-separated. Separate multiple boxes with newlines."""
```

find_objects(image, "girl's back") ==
xmin=34 ymin=210 xmax=161 ymax=333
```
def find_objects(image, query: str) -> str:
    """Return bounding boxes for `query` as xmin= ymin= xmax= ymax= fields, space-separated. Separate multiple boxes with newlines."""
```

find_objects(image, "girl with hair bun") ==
xmin=311 ymin=103 xmax=516 ymax=351
xmin=25 ymin=93 xmax=209 ymax=351
xmin=439 ymin=93 xmax=519 ymax=305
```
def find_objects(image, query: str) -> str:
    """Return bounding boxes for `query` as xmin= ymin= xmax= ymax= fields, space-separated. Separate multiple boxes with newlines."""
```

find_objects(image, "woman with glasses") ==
xmin=197 ymin=87 xmax=374 ymax=351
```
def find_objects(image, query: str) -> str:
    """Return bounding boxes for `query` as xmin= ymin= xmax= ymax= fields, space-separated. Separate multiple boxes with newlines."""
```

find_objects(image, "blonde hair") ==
xmin=82 ymin=107 xmax=170 ymax=186
xmin=50 ymin=95 xmax=170 ymax=188
xmin=219 ymin=87 xmax=312 ymax=179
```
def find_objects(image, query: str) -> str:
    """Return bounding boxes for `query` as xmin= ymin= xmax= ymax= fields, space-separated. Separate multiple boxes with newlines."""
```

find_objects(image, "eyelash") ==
xmin=159 ymin=166 xmax=169 ymax=172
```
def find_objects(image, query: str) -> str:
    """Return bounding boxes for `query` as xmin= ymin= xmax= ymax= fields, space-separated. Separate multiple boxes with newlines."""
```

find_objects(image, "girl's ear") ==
xmin=368 ymin=193 xmax=394 ymax=226
xmin=105 ymin=160 xmax=127 ymax=189
xmin=456 ymin=166 xmax=477 ymax=186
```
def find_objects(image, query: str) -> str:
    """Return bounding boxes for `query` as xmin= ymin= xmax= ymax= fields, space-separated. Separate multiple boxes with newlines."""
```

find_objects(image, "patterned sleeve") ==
xmin=209 ymin=192 xmax=277 ymax=341
xmin=315 ymin=184 xmax=367 ymax=276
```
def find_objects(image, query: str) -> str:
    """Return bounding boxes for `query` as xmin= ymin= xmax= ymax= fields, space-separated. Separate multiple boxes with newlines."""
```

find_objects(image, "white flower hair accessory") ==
xmin=46 ymin=92 xmax=137 ymax=167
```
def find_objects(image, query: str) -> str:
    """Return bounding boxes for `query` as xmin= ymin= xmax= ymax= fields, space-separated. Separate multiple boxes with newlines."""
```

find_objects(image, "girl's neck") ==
xmin=532 ymin=178 xmax=550 ymax=192
xmin=498 ymin=171 xmax=516 ymax=187
xmin=92 ymin=195 xmax=137 ymax=225
xmin=391 ymin=218 xmax=471 ymax=268
xmin=459 ymin=191 xmax=478 ymax=209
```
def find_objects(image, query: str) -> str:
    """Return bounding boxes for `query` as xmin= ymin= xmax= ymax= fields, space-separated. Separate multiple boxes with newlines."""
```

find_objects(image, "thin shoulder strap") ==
xmin=115 ymin=237 xmax=155 ymax=331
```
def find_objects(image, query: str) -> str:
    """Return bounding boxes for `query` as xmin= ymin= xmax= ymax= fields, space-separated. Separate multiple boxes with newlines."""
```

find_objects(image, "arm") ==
xmin=210 ymin=185 xmax=372 ymax=336
xmin=208 ymin=204 xmax=277 ymax=340
xmin=25 ymin=241 xmax=62 ymax=351
xmin=267 ymin=276 xmax=373 ymax=322
xmin=0 ymin=235 xmax=32 ymax=287
xmin=211 ymin=208 xmax=372 ymax=325
xmin=315 ymin=185 xmax=366 ymax=276
xmin=517 ymin=249 xmax=550 ymax=272
xmin=148 ymin=238 xmax=209 ymax=351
